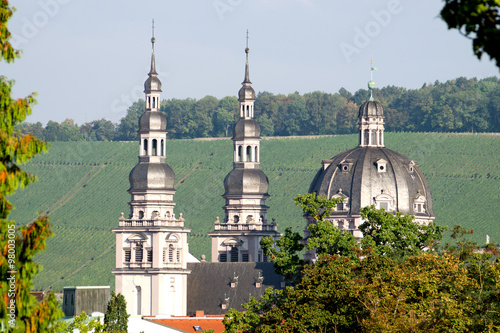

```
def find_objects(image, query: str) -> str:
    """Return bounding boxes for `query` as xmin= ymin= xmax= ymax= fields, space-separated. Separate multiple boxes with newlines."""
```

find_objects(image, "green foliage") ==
xmin=296 ymin=193 xmax=359 ymax=259
xmin=440 ymin=0 xmax=500 ymax=67
xmin=359 ymin=206 xmax=446 ymax=260
xmin=0 ymin=1 xmax=62 ymax=332
xmin=57 ymin=311 xmax=106 ymax=333
xmin=261 ymin=228 xmax=304 ymax=281
xmin=104 ymin=291 xmax=129 ymax=333
xmin=16 ymin=77 xmax=500 ymax=142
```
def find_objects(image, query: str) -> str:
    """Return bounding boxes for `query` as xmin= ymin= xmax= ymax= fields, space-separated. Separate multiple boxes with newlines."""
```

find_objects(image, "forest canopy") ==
xmin=18 ymin=76 xmax=500 ymax=141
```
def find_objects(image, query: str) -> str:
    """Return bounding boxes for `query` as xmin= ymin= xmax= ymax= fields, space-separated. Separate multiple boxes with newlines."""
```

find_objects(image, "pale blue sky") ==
xmin=2 ymin=0 xmax=498 ymax=125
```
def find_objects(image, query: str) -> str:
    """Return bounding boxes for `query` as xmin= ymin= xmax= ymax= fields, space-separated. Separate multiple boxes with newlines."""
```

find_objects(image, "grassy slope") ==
xmin=9 ymin=133 xmax=500 ymax=291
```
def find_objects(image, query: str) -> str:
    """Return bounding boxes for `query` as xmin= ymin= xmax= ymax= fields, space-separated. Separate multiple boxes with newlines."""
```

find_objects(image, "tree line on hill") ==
xmin=17 ymin=76 xmax=500 ymax=141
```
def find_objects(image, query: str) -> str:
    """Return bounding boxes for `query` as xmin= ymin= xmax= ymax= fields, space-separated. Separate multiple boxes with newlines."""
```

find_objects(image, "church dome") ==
xmin=233 ymin=119 xmax=260 ymax=140
xmin=144 ymin=76 xmax=162 ymax=92
xmin=223 ymin=168 xmax=269 ymax=196
xmin=238 ymin=85 xmax=256 ymax=101
xmin=308 ymin=146 xmax=434 ymax=218
xmin=129 ymin=162 xmax=175 ymax=191
xmin=359 ymin=100 xmax=384 ymax=117
xmin=139 ymin=110 xmax=166 ymax=132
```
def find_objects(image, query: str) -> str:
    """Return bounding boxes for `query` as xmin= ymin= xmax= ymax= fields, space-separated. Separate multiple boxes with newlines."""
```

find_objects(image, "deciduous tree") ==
xmin=0 ymin=2 xmax=62 ymax=332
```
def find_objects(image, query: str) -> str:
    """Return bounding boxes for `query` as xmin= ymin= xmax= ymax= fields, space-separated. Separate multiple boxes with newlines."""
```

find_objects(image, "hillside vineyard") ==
xmin=10 ymin=133 xmax=500 ymax=291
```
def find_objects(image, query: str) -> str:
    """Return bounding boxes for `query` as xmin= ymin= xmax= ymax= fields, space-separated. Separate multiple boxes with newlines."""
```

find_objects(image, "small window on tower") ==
xmin=125 ymin=250 xmax=131 ymax=262
xmin=135 ymin=244 xmax=143 ymax=262
xmin=169 ymin=244 xmax=174 ymax=263
xmin=138 ymin=211 xmax=144 ymax=219
xmin=238 ymin=146 xmax=243 ymax=162
xmin=230 ymin=246 xmax=239 ymax=262
xmin=152 ymin=139 xmax=157 ymax=156
xmin=234 ymin=215 xmax=239 ymax=223
xmin=147 ymin=250 xmax=152 ymax=263
xmin=246 ymin=146 xmax=252 ymax=162
xmin=143 ymin=139 xmax=148 ymax=155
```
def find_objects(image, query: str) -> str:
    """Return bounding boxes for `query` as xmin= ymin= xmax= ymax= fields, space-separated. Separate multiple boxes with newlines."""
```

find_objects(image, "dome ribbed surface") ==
xmin=238 ymin=85 xmax=256 ymax=101
xmin=139 ymin=111 xmax=167 ymax=132
xmin=144 ymin=76 xmax=162 ymax=92
xmin=129 ymin=163 xmax=175 ymax=191
xmin=233 ymin=119 xmax=260 ymax=140
xmin=359 ymin=100 xmax=384 ymax=117
xmin=223 ymin=168 xmax=269 ymax=196
xmin=309 ymin=146 xmax=434 ymax=217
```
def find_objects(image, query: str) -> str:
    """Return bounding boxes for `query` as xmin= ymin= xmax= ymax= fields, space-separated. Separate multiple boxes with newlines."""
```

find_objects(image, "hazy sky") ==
xmin=2 ymin=0 xmax=498 ymax=125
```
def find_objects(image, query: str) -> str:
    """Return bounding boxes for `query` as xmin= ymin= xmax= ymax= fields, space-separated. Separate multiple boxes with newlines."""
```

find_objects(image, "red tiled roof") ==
xmin=149 ymin=317 xmax=226 ymax=333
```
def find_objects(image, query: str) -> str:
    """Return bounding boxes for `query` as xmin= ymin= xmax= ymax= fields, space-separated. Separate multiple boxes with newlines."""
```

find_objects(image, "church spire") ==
xmin=243 ymin=29 xmax=251 ymax=84
xmin=209 ymin=31 xmax=280 ymax=263
xmin=149 ymin=19 xmax=158 ymax=76
xmin=238 ymin=30 xmax=256 ymax=119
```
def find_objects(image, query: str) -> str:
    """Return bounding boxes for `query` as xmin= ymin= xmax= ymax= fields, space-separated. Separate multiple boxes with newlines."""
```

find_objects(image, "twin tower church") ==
xmin=112 ymin=35 xmax=435 ymax=317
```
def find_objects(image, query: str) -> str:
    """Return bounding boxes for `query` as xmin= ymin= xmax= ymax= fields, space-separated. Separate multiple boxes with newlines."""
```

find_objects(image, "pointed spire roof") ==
xmin=144 ymin=20 xmax=162 ymax=93
xmin=238 ymin=30 xmax=255 ymax=101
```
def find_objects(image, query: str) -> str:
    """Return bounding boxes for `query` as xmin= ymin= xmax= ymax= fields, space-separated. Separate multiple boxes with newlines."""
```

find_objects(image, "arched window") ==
xmin=147 ymin=96 xmax=151 ymax=109
xmin=234 ymin=215 xmax=239 ymax=223
xmin=152 ymin=139 xmax=157 ymax=156
xmin=143 ymin=139 xmax=148 ymax=155
xmin=161 ymin=139 xmax=164 ymax=156
xmin=255 ymin=146 xmax=259 ymax=162
xmin=246 ymin=105 xmax=249 ymax=117
xmin=238 ymin=146 xmax=243 ymax=162
xmin=246 ymin=146 xmax=252 ymax=162
xmin=230 ymin=246 xmax=239 ymax=262
xmin=138 ymin=211 xmax=144 ymax=219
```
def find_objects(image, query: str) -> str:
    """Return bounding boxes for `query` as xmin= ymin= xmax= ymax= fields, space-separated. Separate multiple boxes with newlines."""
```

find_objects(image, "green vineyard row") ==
xmin=9 ymin=133 xmax=500 ymax=291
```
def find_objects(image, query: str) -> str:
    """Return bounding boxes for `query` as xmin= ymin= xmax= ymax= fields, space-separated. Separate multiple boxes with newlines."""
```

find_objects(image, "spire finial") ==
xmin=151 ymin=19 xmax=156 ymax=50
xmin=148 ymin=19 xmax=157 ymax=75
xmin=245 ymin=29 xmax=250 ymax=63
xmin=242 ymin=30 xmax=251 ymax=83
xmin=368 ymin=56 xmax=377 ymax=101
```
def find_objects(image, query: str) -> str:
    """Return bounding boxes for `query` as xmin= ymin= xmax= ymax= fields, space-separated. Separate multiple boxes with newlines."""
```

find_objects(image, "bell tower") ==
xmin=209 ymin=32 xmax=281 ymax=263
xmin=113 ymin=23 xmax=190 ymax=317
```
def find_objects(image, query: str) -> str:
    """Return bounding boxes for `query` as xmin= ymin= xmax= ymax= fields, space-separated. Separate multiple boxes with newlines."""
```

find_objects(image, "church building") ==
xmin=208 ymin=41 xmax=281 ymax=263
xmin=112 ymin=30 xmax=435 ymax=317
xmin=112 ymin=34 xmax=194 ymax=317
xmin=305 ymin=67 xmax=435 ymax=260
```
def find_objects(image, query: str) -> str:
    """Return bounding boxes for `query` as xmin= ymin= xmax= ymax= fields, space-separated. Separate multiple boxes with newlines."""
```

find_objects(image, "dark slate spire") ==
xmin=144 ymin=21 xmax=162 ymax=93
xmin=149 ymin=20 xmax=158 ymax=76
